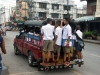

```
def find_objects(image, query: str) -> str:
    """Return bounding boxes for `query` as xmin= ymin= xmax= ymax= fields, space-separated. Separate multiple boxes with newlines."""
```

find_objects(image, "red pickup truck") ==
xmin=14 ymin=20 xmax=77 ymax=71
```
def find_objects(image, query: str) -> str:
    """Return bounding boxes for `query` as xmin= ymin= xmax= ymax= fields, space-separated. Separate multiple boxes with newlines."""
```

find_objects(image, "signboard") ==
xmin=35 ymin=13 xmax=39 ymax=17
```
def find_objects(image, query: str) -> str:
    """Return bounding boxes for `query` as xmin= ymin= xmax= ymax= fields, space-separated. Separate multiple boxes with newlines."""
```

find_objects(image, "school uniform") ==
xmin=54 ymin=26 xmax=62 ymax=53
xmin=62 ymin=24 xmax=72 ymax=53
xmin=41 ymin=24 xmax=54 ymax=51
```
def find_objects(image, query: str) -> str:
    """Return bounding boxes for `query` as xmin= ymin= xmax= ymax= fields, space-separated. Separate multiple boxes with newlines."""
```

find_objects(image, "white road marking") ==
xmin=90 ymin=54 xmax=100 ymax=58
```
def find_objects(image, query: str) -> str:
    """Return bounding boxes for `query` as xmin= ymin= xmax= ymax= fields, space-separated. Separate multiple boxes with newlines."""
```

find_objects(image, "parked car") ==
xmin=6 ymin=26 xmax=12 ymax=31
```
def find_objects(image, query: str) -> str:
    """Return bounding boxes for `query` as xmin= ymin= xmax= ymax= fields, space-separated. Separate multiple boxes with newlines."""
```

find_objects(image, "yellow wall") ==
xmin=95 ymin=0 xmax=100 ymax=17
xmin=20 ymin=2 xmax=28 ymax=18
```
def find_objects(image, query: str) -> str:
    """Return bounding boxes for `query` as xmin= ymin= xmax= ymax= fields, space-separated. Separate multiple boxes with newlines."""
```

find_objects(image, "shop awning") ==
xmin=13 ymin=20 xmax=23 ymax=24
xmin=75 ymin=16 xmax=96 ymax=22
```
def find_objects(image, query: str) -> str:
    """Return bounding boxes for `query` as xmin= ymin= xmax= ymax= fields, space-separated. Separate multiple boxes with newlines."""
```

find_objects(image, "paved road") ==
xmin=1 ymin=31 xmax=100 ymax=75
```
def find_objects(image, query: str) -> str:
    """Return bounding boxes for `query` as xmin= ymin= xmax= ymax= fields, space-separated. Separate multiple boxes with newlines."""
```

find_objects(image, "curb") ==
xmin=84 ymin=40 xmax=100 ymax=44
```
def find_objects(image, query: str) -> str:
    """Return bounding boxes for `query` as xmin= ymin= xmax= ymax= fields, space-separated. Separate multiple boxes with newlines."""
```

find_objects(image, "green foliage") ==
xmin=98 ymin=34 xmax=100 ymax=36
xmin=83 ymin=31 xmax=92 ymax=39
xmin=91 ymin=30 xmax=98 ymax=36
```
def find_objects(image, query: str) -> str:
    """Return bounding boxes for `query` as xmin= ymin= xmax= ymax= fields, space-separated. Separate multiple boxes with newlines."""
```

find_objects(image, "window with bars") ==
xmin=51 ymin=13 xmax=59 ymax=18
xmin=39 ymin=12 xmax=46 ymax=18
xmin=39 ymin=3 xmax=47 ymax=9
xmin=63 ymin=14 xmax=70 ymax=18
xmin=52 ymin=4 xmax=59 ymax=10
xmin=63 ymin=5 xmax=71 ymax=10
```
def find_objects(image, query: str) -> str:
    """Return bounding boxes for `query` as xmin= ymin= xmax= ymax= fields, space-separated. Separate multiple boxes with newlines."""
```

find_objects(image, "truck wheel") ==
xmin=28 ymin=52 xmax=37 ymax=67
xmin=38 ymin=61 xmax=41 ymax=71
xmin=71 ymin=64 xmax=74 ymax=68
xmin=14 ymin=45 xmax=19 ymax=55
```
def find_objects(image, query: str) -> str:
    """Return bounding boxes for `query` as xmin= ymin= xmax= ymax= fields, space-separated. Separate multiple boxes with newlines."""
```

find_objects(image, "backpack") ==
xmin=75 ymin=33 xmax=85 ymax=49
xmin=0 ymin=36 xmax=3 ymax=60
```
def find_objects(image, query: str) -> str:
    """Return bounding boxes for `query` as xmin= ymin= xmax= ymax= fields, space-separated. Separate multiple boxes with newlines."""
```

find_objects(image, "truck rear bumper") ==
xmin=38 ymin=60 xmax=76 ymax=71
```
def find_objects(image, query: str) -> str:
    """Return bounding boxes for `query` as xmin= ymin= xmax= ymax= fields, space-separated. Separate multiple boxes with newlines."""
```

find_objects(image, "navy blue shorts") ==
xmin=75 ymin=42 xmax=82 ymax=52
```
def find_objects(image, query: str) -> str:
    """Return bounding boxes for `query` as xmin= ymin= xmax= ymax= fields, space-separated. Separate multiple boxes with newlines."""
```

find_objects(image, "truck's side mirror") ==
xmin=16 ymin=35 xmax=19 ymax=38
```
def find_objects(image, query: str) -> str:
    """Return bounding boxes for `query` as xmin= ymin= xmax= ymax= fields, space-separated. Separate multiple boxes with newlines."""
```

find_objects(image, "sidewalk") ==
xmin=84 ymin=39 xmax=100 ymax=44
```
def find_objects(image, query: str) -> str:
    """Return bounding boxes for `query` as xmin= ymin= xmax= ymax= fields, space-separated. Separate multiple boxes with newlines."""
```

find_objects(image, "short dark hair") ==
xmin=56 ymin=20 xmax=61 ymax=26
xmin=76 ymin=25 xmax=81 ymax=30
xmin=64 ymin=17 xmax=70 ymax=23
xmin=47 ymin=18 xmax=52 ymax=23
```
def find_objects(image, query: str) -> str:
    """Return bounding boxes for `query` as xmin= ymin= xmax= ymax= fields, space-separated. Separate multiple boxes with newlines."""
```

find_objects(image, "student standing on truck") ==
xmin=0 ymin=30 xmax=6 ymax=74
xmin=41 ymin=18 xmax=54 ymax=66
xmin=75 ymin=25 xmax=84 ymax=67
xmin=62 ymin=18 xmax=72 ymax=66
xmin=54 ymin=20 xmax=62 ymax=65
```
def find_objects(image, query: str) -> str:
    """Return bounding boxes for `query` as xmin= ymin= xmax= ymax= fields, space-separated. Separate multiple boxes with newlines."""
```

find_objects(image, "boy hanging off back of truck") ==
xmin=54 ymin=20 xmax=62 ymax=66
xmin=41 ymin=18 xmax=55 ymax=66
xmin=40 ymin=18 xmax=79 ymax=67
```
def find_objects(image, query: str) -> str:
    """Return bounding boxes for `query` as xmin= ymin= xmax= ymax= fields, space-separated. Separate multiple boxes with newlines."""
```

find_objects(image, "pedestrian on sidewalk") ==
xmin=75 ymin=25 xmax=84 ymax=67
xmin=0 ymin=30 xmax=6 ymax=74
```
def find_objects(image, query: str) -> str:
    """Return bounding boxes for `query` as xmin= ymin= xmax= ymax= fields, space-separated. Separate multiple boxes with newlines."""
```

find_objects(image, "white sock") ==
xmin=79 ymin=59 xmax=81 ymax=62
xmin=81 ymin=59 xmax=83 ymax=61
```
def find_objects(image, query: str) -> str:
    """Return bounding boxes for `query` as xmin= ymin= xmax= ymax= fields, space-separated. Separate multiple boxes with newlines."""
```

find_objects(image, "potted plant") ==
xmin=91 ymin=30 xmax=98 ymax=40
xmin=83 ymin=31 xmax=92 ymax=39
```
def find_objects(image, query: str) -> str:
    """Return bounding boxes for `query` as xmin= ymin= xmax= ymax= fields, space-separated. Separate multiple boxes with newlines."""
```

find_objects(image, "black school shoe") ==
xmin=78 ymin=62 xmax=82 ymax=67
xmin=75 ymin=61 xmax=79 ymax=65
xmin=81 ymin=61 xmax=84 ymax=65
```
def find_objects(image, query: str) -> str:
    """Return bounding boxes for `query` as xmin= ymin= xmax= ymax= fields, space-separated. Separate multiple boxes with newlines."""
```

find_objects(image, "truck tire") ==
xmin=14 ymin=45 xmax=19 ymax=55
xmin=28 ymin=52 xmax=37 ymax=67
xmin=70 ymin=64 xmax=74 ymax=68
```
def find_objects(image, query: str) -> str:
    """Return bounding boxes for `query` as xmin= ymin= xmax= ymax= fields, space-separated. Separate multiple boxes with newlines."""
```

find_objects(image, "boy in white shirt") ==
xmin=62 ymin=18 xmax=72 ymax=66
xmin=54 ymin=20 xmax=62 ymax=65
xmin=41 ymin=18 xmax=55 ymax=66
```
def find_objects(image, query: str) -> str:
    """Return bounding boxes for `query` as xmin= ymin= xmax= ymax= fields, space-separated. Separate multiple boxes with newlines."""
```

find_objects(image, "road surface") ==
xmin=1 ymin=31 xmax=100 ymax=75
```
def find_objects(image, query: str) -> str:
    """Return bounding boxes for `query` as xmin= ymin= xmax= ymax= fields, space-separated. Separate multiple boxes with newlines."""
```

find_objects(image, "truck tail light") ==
xmin=39 ymin=50 xmax=42 ymax=58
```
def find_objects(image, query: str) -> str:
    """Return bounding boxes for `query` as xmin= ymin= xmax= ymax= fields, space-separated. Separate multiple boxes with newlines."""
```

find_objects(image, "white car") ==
xmin=6 ymin=26 xmax=12 ymax=31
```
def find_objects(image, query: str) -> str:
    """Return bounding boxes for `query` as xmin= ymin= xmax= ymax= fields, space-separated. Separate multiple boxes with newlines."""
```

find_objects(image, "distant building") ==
xmin=15 ymin=0 xmax=86 ymax=20
xmin=16 ymin=0 xmax=28 ymax=21
xmin=0 ymin=7 xmax=10 ymax=24
xmin=26 ymin=0 xmax=75 ymax=19
xmin=81 ymin=0 xmax=100 ymax=17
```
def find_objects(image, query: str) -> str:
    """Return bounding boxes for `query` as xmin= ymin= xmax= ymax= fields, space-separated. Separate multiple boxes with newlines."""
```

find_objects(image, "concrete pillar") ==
xmin=95 ymin=0 xmax=100 ymax=17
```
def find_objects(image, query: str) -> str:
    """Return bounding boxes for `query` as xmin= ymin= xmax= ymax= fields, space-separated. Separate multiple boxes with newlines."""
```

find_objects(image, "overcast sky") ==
xmin=0 ymin=0 xmax=87 ymax=8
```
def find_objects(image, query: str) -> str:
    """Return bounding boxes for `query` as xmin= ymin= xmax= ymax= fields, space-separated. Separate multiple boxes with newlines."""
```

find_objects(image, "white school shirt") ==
xmin=55 ymin=26 xmax=62 ymax=46
xmin=62 ymin=24 xmax=72 ymax=39
xmin=76 ymin=30 xmax=83 ymax=39
xmin=71 ymin=34 xmax=76 ymax=40
xmin=41 ymin=24 xmax=54 ymax=40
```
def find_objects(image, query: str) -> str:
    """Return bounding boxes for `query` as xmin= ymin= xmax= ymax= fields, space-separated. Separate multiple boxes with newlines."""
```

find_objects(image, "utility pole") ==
xmin=67 ymin=0 xmax=70 ymax=18
xmin=25 ymin=0 xmax=27 ymax=20
xmin=67 ymin=0 xmax=69 ymax=14
xmin=4 ymin=6 xmax=6 ymax=23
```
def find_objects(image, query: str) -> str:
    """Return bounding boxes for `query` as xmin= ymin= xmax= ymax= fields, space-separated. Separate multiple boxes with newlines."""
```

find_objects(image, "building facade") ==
xmin=27 ymin=0 xmax=75 ymax=19
xmin=16 ymin=0 xmax=28 ymax=21
xmin=27 ymin=0 xmax=86 ymax=19
xmin=0 ymin=6 xmax=10 ymax=24
xmin=81 ymin=0 xmax=100 ymax=17
xmin=16 ymin=0 xmax=86 ymax=21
